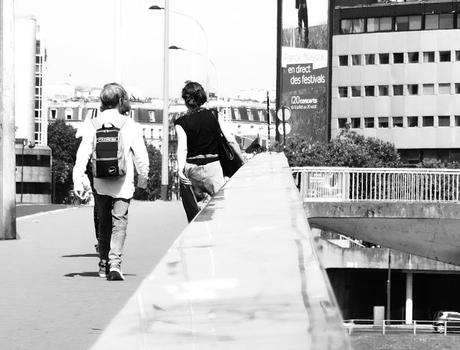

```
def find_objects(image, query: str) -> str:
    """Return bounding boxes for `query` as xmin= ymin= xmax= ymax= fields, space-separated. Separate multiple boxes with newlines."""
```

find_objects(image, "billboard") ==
xmin=279 ymin=0 xmax=329 ymax=143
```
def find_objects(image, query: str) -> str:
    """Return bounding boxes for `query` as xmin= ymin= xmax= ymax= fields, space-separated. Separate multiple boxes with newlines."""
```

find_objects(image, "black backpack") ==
xmin=91 ymin=117 xmax=129 ymax=178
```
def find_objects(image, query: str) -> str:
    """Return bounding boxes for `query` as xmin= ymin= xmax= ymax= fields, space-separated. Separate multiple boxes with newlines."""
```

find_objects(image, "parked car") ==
xmin=433 ymin=311 xmax=460 ymax=333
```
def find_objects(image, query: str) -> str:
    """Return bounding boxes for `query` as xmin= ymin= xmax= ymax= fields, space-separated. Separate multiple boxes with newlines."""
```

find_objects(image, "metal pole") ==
xmin=282 ymin=106 xmax=286 ymax=147
xmin=115 ymin=0 xmax=122 ymax=84
xmin=266 ymin=91 xmax=270 ymax=150
xmin=21 ymin=141 xmax=25 ymax=203
xmin=160 ymin=0 xmax=170 ymax=200
xmin=0 ymin=0 xmax=17 ymax=239
xmin=386 ymin=248 xmax=392 ymax=321
xmin=275 ymin=0 xmax=282 ymax=143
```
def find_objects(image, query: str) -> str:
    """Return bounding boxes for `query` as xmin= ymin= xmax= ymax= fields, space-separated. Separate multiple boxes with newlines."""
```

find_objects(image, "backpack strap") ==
xmin=91 ymin=115 xmax=129 ymax=130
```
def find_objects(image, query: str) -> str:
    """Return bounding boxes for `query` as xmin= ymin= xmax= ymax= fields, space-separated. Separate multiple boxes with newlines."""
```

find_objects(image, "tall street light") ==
xmin=148 ymin=2 xmax=170 ymax=200
xmin=169 ymin=45 xmax=219 ymax=98
xmin=149 ymin=5 xmax=209 ymax=92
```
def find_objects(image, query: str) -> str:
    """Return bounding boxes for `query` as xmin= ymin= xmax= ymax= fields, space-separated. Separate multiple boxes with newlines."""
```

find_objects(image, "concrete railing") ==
xmin=91 ymin=153 xmax=352 ymax=350
xmin=292 ymin=167 xmax=460 ymax=202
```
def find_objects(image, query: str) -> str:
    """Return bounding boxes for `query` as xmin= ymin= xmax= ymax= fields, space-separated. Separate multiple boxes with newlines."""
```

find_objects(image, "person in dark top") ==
xmin=296 ymin=0 xmax=309 ymax=47
xmin=174 ymin=81 xmax=241 ymax=217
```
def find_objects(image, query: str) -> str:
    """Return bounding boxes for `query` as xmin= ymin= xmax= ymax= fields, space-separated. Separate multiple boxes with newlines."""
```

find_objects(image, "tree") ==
xmin=48 ymin=120 xmax=81 ymax=203
xmin=284 ymin=129 xmax=402 ymax=168
xmin=133 ymin=143 xmax=163 ymax=200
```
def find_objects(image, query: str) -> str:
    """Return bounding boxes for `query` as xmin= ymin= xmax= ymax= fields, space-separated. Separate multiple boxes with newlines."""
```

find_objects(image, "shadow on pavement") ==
xmin=62 ymin=253 xmax=98 ymax=258
xmin=64 ymin=272 xmax=137 ymax=278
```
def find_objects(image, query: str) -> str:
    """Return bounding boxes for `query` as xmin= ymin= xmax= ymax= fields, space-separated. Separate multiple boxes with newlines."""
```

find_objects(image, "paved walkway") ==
xmin=0 ymin=200 xmax=187 ymax=350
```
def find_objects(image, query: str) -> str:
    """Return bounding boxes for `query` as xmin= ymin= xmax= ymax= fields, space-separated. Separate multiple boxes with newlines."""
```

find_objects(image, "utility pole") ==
xmin=275 ymin=0 xmax=282 ymax=143
xmin=386 ymin=248 xmax=392 ymax=321
xmin=160 ymin=0 xmax=170 ymax=200
xmin=0 ymin=0 xmax=17 ymax=239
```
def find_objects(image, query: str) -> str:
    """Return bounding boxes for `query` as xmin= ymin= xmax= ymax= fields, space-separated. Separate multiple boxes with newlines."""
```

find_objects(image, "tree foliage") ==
xmin=284 ymin=130 xmax=402 ymax=168
xmin=48 ymin=120 xmax=81 ymax=203
xmin=133 ymin=143 xmax=163 ymax=200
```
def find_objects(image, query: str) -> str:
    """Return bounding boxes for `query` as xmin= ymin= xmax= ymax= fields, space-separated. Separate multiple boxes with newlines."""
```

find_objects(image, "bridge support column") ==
xmin=405 ymin=272 xmax=413 ymax=324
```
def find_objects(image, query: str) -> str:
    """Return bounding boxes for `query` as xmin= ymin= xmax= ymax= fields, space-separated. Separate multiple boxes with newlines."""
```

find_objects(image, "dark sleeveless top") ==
xmin=174 ymin=108 xmax=220 ymax=159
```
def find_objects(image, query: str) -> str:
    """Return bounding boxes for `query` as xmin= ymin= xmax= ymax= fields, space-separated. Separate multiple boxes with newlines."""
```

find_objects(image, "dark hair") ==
xmin=100 ymin=82 xmax=131 ymax=115
xmin=181 ymin=81 xmax=207 ymax=110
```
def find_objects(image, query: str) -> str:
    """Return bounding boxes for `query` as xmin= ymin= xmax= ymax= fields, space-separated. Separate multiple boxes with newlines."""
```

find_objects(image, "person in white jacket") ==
xmin=73 ymin=83 xmax=149 ymax=281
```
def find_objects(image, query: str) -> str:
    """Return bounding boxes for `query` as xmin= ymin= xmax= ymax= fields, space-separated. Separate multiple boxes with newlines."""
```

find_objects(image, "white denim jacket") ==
xmin=72 ymin=109 xmax=149 ymax=199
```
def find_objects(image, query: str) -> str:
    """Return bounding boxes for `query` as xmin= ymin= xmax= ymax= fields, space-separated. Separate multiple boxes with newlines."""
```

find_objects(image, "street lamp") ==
xmin=149 ymin=5 xmax=209 ymax=92
xmin=148 ymin=2 xmax=170 ymax=200
xmin=169 ymin=45 xmax=219 ymax=99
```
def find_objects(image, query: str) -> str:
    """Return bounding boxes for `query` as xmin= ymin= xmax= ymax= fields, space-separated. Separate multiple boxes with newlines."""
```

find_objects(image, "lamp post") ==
xmin=169 ymin=45 xmax=219 ymax=98
xmin=148 ymin=2 xmax=170 ymax=200
xmin=149 ymin=5 xmax=209 ymax=92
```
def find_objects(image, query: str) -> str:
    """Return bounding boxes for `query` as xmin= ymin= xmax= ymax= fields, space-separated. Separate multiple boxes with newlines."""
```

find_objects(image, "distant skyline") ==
xmin=15 ymin=0 xmax=277 ymax=99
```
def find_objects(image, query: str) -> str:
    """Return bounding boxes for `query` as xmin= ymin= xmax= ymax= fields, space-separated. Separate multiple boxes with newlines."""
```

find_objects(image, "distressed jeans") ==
xmin=95 ymin=194 xmax=130 ymax=268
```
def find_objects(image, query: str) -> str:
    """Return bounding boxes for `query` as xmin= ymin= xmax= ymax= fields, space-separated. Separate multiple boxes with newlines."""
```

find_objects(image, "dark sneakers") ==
xmin=107 ymin=264 xmax=124 ymax=281
xmin=98 ymin=259 xmax=109 ymax=278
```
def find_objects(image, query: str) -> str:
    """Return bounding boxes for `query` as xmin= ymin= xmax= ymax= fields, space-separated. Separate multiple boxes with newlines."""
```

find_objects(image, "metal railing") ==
xmin=344 ymin=319 xmax=460 ymax=336
xmin=292 ymin=167 xmax=460 ymax=202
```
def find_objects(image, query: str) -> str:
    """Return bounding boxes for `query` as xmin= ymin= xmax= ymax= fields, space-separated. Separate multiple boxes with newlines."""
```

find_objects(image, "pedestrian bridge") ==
xmin=91 ymin=154 xmax=460 ymax=349
xmin=292 ymin=167 xmax=460 ymax=266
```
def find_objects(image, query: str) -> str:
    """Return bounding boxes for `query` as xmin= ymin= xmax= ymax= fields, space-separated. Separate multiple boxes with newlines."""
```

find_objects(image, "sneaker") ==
xmin=107 ymin=264 xmax=124 ymax=281
xmin=98 ymin=259 xmax=108 ymax=278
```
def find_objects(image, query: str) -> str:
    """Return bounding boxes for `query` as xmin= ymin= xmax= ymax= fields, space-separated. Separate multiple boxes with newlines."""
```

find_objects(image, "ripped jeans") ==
xmin=95 ymin=194 xmax=130 ymax=267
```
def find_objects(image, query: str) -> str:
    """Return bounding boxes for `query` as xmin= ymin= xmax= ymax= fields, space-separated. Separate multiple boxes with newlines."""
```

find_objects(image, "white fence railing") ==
xmin=292 ymin=167 xmax=460 ymax=202
xmin=344 ymin=319 xmax=460 ymax=336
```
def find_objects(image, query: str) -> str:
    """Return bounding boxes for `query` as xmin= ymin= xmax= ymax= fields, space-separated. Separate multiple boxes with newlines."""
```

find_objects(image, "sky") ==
xmin=15 ymin=0 xmax=278 ymax=99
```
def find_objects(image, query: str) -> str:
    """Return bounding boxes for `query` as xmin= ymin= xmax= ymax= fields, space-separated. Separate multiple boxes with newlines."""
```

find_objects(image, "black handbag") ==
xmin=213 ymin=110 xmax=244 ymax=178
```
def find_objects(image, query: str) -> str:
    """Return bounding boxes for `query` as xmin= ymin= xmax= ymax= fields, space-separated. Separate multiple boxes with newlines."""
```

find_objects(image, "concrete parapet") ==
xmin=91 ymin=153 xmax=352 ymax=350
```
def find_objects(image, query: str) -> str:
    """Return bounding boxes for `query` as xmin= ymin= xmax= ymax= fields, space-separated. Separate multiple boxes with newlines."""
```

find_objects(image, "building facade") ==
xmin=15 ymin=16 xmax=51 ymax=203
xmin=331 ymin=0 xmax=460 ymax=163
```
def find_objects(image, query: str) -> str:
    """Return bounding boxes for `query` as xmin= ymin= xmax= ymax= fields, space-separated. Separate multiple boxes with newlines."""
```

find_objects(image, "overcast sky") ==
xmin=15 ymin=0 xmax=278 ymax=99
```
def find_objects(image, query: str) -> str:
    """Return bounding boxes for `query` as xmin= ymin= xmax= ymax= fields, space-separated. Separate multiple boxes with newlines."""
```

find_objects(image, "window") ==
xmin=438 ymin=115 xmax=450 ymax=127
xmin=378 ymin=117 xmax=389 ymax=128
xmin=351 ymin=118 xmax=361 ymax=128
xmin=393 ymin=116 xmax=403 ymax=128
xmin=365 ymin=54 xmax=375 ymax=65
xmin=352 ymin=54 xmax=362 ymax=65
xmin=233 ymin=108 xmax=241 ymax=120
xmin=455 ymin=115 xmax=460 ymax=126
xmin=423 ymin=51 xmax=435 ymax=62
xmin=379 ymin=53 xmax=389 ymax=64
xmin=423 ymin=84 xmax=435 ymax=95
xmin=395 ymin=16 xmax=409 ymax=31
xmin=365 ymin=86 xmax=375 ymax=96
xmin=407 ymin=116 xmax=419 ymax=127
xmin=423 ymin=116 xmax=434 ymax=127
xmin=50 ymin=108 xmax=57 ymax=119
xmin=439 ymin=14 xmax=454 ymax=29
xmin=367 ymin=17 xmax=392 ymax=32
xmin=407 ymin=117 xmax=418 ymax=128
xmin=456 ymin=51 xmax=460 ymax=61
xmin=364 ymin=117 xmax=375 ymax=128
xmin=440 ymin=51 xmax=451 ymax=62
xmin=408 ymin=52 xmax=419 ymax=63
xmin=455 ymin=83 xmax=460 ymax=94
xmin=339 ymin=55 xmax=348 ymax=66
xmin=393 ymin=85 xmax=404 ymax=96
xmin=338 ymin=118 xmax=348 ymax=129
xmin=425 ymin=14 xmax=439 ymax=30
xmin=407 ymin=84 xmax=419 ymax=95
xmin=351 ymin=86 xmax=361 ymax=97
xmin=439 ymin=83 xmax=451 ymax=95
xmin=393 ymin=52 xmax=404 ymax=63
xmin=338 ymin=86 xmax=348 ymax=97
xmin=65 ymin=108 xmax=72 ymax=120
xmin=148 ymin=110 xmax=156 ymax=122
xmin=341 ymin=18 xmax=365 ymax=33
xmin=379 ymin=85 xmax=389 ymax=96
